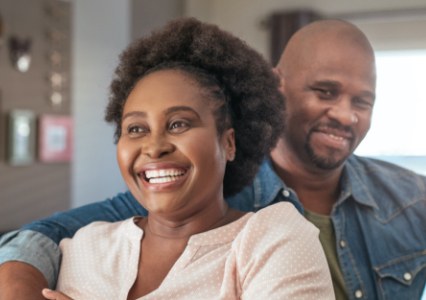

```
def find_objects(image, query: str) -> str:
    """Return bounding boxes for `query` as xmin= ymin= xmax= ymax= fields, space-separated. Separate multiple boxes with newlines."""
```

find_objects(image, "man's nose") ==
xmin=327 ymin=98 xmax=358 ymax=126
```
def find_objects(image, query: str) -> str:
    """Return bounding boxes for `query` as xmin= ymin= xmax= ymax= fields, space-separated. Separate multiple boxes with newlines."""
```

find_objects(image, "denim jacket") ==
xmin=1 ymin=155 xmax=425 ymax=299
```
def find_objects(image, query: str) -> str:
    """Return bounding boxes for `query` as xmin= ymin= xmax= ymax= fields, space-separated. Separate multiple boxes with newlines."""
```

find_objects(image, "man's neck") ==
xmin=270 ymin=139 xmax=344 ymax=215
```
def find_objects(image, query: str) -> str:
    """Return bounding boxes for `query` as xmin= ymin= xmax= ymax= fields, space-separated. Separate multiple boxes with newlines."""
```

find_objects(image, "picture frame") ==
xmin=38 ymin=114 xmax=73 ymax=163
xmin=7 ymin=110 xmax=36 ymax=165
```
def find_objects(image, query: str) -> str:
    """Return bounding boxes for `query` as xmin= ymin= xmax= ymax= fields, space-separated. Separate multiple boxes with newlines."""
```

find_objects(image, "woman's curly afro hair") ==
xmin=105 ymin=17 xmax=285 ymax=197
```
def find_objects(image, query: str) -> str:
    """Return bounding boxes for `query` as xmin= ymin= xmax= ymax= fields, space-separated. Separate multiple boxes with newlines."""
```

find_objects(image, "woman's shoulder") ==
xmin=253 ymin=202 xmax=315 ymax=229
xmin=239 ymin=202 xmax=319 ymax=245
xmin=60 ymin=217 xmax=142 ymax=250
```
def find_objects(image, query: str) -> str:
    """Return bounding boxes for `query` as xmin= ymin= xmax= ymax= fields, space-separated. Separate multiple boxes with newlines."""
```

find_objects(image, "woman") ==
xmin=42 ymin=18 xmax=334 ymax=299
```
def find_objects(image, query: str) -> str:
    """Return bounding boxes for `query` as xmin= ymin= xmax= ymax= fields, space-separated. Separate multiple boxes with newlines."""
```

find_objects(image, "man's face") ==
xmin=281 ymin=43 xmax=376 ymax=170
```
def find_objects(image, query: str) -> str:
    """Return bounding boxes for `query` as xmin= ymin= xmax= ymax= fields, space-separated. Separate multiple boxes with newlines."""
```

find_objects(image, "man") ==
xmin=1 ymin=19 xmax=425 ymax=300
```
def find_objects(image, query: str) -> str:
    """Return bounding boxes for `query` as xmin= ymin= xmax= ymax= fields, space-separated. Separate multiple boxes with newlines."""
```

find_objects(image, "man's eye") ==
xmin=353 ymin=97 xmax=373 ymax=110
xmin=314 ymin=88 xmax=335 ymax=99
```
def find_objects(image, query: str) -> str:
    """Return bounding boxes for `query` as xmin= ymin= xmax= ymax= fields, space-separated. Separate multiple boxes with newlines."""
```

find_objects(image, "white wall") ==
xmin=71 ymin=0 xmax=130 ymax=207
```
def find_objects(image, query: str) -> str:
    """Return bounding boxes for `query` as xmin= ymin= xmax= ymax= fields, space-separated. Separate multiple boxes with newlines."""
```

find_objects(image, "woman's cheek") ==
xmin=116 ymin=139 xmax=137 ymax=179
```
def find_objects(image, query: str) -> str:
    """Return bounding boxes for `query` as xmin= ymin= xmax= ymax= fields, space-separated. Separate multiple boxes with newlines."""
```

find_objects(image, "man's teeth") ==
xmin=144 ymin=169 xmax=186 ymax=184
xmin=327 ymin=134 xmax=344 ymax=141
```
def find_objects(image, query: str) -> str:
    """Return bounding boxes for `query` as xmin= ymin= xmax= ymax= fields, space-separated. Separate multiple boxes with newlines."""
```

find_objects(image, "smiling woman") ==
xmin=117 ymin=69 xmax=235 ymax=218
xmin=42 ymin=17 xmax=334 ymax=300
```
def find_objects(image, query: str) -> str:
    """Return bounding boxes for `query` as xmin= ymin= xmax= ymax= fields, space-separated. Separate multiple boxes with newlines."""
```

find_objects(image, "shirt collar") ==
xmin=253 ymin=156 xmax=379 ymax=212
xmin=252 ymin=158 xmax=304 ymax=214
xmin=337 ymin=155 xmax=379 ymax=209
xmin=252 ymin=158 xmax=286 ymax=208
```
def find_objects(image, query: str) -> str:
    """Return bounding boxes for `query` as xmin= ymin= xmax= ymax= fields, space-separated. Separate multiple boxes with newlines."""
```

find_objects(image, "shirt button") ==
xmin=339 ymin=240 xmax=346 ymax=248
xmin=354 ymin=289 xmax=363 ymax=298
xmin=282 ymin=189 xmax=290 ymax=197
xmin=403 ymin=272 xmax=412 ymax=281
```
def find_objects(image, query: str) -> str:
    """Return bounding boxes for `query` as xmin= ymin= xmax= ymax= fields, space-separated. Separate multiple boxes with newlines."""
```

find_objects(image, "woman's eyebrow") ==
xmin=165 ymin=106 xmax=201 ymax=119
xmin=122 ymin=106 xmax=201 ymax=121
xmin=122 ymin=111 xmax=147 ymax=121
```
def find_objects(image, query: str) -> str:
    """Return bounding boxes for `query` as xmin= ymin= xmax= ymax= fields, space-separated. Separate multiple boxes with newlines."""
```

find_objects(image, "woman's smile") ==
xmin=138 ymin=163 xmax=190 ymax=192
xmin=144 ymin=168 xmax=187 ymax=184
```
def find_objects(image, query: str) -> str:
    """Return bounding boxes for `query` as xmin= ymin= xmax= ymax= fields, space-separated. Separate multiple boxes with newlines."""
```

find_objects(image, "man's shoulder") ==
xmin=346 ymin=155 xmax=426 ymax=207
xmin=347 ymin=155 xmax=426 ymax=181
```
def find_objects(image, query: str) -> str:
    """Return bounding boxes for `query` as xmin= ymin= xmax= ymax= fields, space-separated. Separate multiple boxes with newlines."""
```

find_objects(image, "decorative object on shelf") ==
xmin=8 ymin=36 xmax=33 ymax=73
xmin=0 ymin=12 xmax=4 ymax=48
xmin=7 ymin=110 xmax=36 ymax=165
xmin=44 ymin=0 xmax=70 ymax=108
xmin=38 ymin=114 xmax=73 ymax=163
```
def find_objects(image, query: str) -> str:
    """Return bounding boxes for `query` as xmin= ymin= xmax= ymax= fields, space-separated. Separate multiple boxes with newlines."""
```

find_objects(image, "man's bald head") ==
xmin=277 ymin=19 xmax=375 ymax=78
xmin=272 ymin=19 xmax=377 ymax=171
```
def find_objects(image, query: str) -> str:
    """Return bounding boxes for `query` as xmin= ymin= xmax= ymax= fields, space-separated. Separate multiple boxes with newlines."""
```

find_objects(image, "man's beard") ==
xmin=305 ymin=141 xmax=348 ymax=170
xmin=304 ymin=124 xmax=354 ymax=170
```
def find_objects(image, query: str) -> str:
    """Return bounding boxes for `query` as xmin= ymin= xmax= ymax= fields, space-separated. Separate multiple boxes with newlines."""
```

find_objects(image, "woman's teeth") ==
xmin=144 ymin=169 xmax=186 ymax=184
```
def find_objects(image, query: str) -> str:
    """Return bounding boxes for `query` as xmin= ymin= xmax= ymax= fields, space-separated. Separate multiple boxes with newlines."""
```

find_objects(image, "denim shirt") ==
xmin=1 ymin=155 xmax=425 ymax=299
xmin=228 ymin=155 xmax=426 ymax=300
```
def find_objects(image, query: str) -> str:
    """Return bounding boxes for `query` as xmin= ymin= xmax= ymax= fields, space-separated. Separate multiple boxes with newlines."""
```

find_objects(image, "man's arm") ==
xmin=0 ymin=191 xmax=145 ymax=297
xmin=0 ymin=262 xmax=48 ymax=300
xmin=0 ymin=230 xmax=62 ymax=290
xmin=21 ymin=191 xmax=146 ymax=244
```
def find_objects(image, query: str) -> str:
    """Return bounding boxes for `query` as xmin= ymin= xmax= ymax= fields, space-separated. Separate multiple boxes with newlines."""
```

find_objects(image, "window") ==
xmin=355 ymin=50 xmax=426 ymax=175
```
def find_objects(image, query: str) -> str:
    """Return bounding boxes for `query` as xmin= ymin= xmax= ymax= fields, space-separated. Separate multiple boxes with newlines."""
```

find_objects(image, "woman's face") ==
xmin=117 ymin=69 xmax=235 ymax=219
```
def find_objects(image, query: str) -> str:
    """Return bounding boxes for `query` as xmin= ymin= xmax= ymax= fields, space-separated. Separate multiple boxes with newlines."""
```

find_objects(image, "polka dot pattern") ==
xmin=57 ymin=202 xmax=334 ymax=299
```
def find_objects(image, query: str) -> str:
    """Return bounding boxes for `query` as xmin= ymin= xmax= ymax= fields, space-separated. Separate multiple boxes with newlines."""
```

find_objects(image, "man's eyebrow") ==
xmin=311 ymin=80 xmax=341 ymax=88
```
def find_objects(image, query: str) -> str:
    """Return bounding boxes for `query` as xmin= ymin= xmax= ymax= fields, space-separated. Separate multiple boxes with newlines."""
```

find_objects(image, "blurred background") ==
xmin=1 ymin=0 xmax=426 ymax=232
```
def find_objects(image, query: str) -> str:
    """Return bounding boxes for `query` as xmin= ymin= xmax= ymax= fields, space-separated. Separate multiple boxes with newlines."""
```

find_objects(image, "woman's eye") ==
xmin=127 ymin=125 xmax=148 ymax=136
xmin=169 ymin=120 xmax=190 ymax=133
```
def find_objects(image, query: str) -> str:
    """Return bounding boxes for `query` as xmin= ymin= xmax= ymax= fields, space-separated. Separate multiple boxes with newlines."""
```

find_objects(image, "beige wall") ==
xmin=74 ymin=0 xmax=426 ymax=210
xmin=184 ymin=0 xmax=426 ymax=61
xmin=0 ymin=0 xmax=72 ymax=231
xmin=132 ymin=0 xmax=184 ymax=39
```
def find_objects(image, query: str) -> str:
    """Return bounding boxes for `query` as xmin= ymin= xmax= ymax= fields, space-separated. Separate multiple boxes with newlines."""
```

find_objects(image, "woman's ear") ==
xmin=272 ymin=67 xmax=286 ymax=95
xmin=223 ymin=128 xmax=236 ymax=162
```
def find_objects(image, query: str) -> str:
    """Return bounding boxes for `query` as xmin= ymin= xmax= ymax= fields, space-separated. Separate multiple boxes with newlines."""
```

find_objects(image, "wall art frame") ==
xmin=38 ymin=114 xmax=73 ymax=163
xmin=7 ymin=110 xmax=36 ymax=165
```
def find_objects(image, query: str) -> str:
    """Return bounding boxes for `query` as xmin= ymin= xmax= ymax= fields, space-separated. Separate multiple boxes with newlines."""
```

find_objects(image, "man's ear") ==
xmin=272 ymin=67 xmax=286 ymax=95
xmin=223 ymin=128 xmax=236 ymax=162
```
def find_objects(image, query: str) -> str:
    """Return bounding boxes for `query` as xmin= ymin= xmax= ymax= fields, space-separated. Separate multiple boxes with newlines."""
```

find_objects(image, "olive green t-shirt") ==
xmin=304 ymin=210 xmax=348 ymax=300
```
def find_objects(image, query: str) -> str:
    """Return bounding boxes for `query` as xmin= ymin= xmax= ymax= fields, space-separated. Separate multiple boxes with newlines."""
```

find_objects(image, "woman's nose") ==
xmin=142 ymin=134 xmax=175 ymax=158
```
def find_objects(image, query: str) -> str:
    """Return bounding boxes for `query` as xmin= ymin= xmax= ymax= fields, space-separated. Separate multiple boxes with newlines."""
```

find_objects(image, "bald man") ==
xmin=1 ymin=19 xmax=426 ymax=300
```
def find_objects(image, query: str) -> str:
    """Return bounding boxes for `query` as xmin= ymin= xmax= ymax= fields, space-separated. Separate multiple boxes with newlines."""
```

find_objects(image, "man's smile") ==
xmin=311 ymin=124 xmax=354 ymax=150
